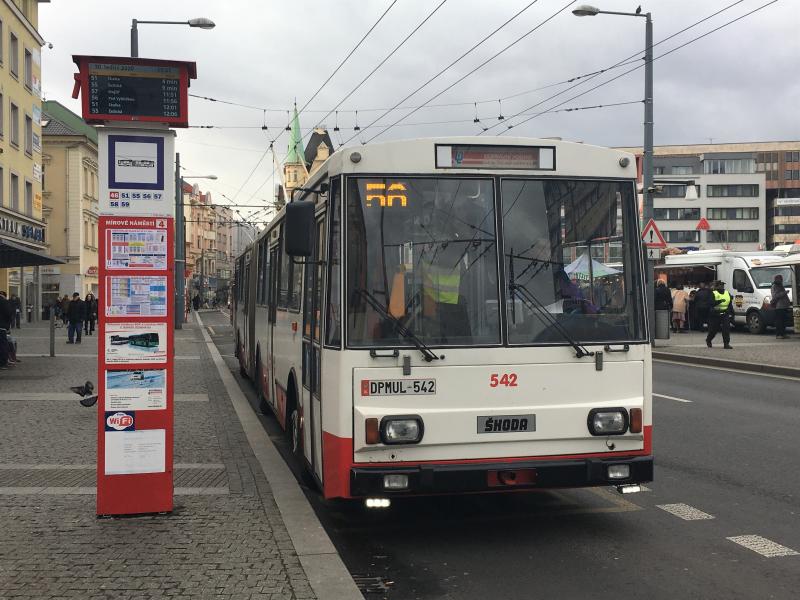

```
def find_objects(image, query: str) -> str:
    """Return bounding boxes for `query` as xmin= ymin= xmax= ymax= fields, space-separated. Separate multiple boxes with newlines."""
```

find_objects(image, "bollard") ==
xmin=49 ymin=306 xmax=55 ymax=357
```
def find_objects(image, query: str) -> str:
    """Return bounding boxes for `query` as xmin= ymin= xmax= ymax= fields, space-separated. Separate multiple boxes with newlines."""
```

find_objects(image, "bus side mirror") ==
xmin=285 ymin=200 xmax=315 ymax=257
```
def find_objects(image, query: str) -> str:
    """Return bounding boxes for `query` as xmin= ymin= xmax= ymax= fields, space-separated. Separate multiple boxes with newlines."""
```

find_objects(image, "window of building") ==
xmin=663 ymin=230 xmax=699 ymax=243
xmin=707 ymin=230 xmax=759 ymax=243
xmin=10 ymin=173 xmax=19 ymax=210
xmin=774 ymin=224 xmax=800 ymax=234
xmin=671 ymin=166 xmax=693 ymax=175
xmin=0 ymin=168 xmax=3 ymax=207
xmin=24 ymin=180 xmax=32 ymax=215
xmin=0 ymin=21 xmax=3 ymax=64
xmin=707 ymin=184 xmax=759 ymax=198
xmin=785 ymin=170 xmax=800 ymax=180
xmin=653 ymin=207 xmax=700 ymax=220
xmin=9 ymin=32 xmax=18 ymax=78
xmin=707 ymin=207 xmax=759 ymax=220
xmin=24 ymin=114 xmax=32 ymax=155
xmin=654 ymin=184 xmax=698 ymax=198
xmin=23 ymin=48 xmax=32 ymax=90
xmin=92 ymin=222 xmax=97 ymax=247
xmin=785 ymin=151 xmax=800 ymax=163
xmin=84 ymin=220 xmax=89 ymax=244
xmin=0 ymin=93 xmax=3 ymax=137
xmin=653 ymin=166 xmax=665 ymax=175
xmin=9 ymin=102 xmax=18 ymax=146
xmin=703 ymin=158 xmax=755 ymax=174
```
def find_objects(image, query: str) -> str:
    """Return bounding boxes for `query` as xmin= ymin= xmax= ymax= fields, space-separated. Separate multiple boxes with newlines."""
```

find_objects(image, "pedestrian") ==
xmin=60 ymin=295 xmax=71 ymax=325
xmin=770 ymin=274 xmax=791 ymax=339
xmin=693 ymin=282 xmax=713 ymax=331
xmin=671 ymin=284 xmax=689 ymax=333
xmin=706 ymin=281 xmax=733 ymax=349
xmin=192 ymin=294 xmax=201 ymax=311
xmin=66 ymin=292 xmax=86 ymax=344
xmin=0 ymin=291 xmax=14 ymax=368
xmin=654 ymin=280 xmax=672 ymax=311
xmin=10 ymin=294 xmax=21 ymax=329
xmin=83 ymin=293 xmax=98 ymax=336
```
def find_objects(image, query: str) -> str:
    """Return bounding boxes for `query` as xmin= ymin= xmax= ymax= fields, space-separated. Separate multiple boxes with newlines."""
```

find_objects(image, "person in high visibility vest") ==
xmin=706 ymin=280 xmax=733 ymax=349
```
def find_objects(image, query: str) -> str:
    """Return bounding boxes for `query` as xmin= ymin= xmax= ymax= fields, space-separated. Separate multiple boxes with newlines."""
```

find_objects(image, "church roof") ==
xmin=305 ymin=129 xmax=334 ymax=166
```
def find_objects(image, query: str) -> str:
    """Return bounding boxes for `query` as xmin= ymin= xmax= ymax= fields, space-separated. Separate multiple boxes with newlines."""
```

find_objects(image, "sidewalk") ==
xmin=653 ymin=329 xmax=800 ymax=377
xmin=0 ymin=315 xmax=353 ymax=599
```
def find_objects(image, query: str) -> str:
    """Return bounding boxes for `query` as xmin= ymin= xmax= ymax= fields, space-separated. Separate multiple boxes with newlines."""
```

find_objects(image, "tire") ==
xmin=746 ymin=310 xmax=765 ymax=334
xmin=256 ymin=352 xmax=268 ymax=414
xmin=238 ymin=338 xmax=248 ymax=377
xmin=289 ymin=404 xmax=302 ymax=457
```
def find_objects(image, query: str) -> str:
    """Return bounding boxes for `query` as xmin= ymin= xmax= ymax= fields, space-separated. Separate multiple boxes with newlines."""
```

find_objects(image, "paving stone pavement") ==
xmin=0 ymin=319 xmax=316 ymax=599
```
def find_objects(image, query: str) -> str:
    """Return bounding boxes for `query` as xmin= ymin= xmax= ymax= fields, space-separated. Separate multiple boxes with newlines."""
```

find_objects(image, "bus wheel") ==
xmin=289 ymin=406 xmax=302 ymax=456
xmin=238 ymin=341 xmax=248 ymax=378
xmin=747 ymin=310 xmax=765 ymax=334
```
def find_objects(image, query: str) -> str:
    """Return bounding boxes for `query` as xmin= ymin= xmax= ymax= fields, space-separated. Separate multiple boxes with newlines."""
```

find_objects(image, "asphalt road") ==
xmin=204 ymin=310 xmax=800 ymax=600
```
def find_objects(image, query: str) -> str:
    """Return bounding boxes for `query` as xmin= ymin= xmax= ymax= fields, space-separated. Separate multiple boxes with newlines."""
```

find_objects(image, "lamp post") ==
xmin=573 ymin=5 xmax=656 ymax=337
xmin=176 ymin=166 xmax=217 ymax=329
xmin=130 ymin=18 xmax=215 ymax=58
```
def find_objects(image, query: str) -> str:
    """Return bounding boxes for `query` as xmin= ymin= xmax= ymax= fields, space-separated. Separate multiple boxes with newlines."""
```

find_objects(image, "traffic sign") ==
xmin=696 ymin=217 xmax=711 ymax=231
xmin=641 ymin=218 xmax=667 ymax=248
xmin=647 ymin=247 xmax=662 ymax=260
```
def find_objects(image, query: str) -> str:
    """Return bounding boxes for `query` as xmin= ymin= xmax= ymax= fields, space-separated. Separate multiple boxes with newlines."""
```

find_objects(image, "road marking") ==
xmin=654 ymin=393 xmax=693 ymax=403
xmin=208 ymin=326 xmax=216 ymax=336
xmin=655 ymin=359 xmax=800 ymax=382
xmin=656 ymin=503 xmax=714 ymax=520
xmin=727 ymin=535 xmax=799 ymax=558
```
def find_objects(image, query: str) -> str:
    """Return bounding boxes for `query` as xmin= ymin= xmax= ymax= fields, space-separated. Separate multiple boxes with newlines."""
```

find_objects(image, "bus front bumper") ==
xmin=350 ymin=455 xmax=653 ymax=496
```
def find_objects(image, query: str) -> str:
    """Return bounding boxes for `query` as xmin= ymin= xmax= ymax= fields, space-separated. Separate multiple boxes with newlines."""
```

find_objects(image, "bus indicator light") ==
xmin=629 ymin=408 xmax=642 ymax=433
xmin=365 ymin=418 xmax=380 ymax=444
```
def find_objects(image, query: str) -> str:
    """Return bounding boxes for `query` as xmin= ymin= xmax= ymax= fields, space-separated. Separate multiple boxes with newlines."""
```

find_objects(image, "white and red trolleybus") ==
xmin=233 ymin=137 xmax=653 ymax=502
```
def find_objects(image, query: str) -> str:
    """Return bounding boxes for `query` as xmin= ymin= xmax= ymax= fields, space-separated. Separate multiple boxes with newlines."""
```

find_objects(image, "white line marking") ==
xmin=653 ymin=393 xmax=693 ymax=403
xmin=655 ymin=359 xmax=800 ymax=382
xmin=656 ymin=503 xmax=715 ymax=520
xmin=208 ymin=326 xmax=216 ymax=336
xmin=727 ymin=535 xmax=799 ymax=558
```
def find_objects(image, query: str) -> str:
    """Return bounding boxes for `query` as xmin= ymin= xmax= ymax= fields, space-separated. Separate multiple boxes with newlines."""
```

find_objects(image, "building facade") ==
xmin=40 ymin=100 xmax=99 ymax=303
xmin=0 ymin=0 xmax=45 ymax=306
xmin=620 ymin=141 xmax=800 ymax=249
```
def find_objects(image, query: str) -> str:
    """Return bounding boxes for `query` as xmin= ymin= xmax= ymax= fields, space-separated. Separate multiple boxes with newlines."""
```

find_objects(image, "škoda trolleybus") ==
xmin=233 ymin=137 xmax=653 ymax=503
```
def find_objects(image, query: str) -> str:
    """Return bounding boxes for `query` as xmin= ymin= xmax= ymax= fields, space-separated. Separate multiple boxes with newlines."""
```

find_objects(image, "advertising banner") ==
xmin=104 ymin=322 xmax=167 ymax=364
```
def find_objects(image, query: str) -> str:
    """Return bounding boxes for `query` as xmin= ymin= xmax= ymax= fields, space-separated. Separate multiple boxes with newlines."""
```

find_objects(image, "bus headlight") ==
xmin=380 ymin=416 xmax=424 ymax=444
xmin=587 ymin=408 xmax=629 ymax=436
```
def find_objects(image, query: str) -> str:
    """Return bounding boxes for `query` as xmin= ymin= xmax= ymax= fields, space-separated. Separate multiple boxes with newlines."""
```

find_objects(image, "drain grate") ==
xmin=353 ymin=575 xmax=395 ymax=595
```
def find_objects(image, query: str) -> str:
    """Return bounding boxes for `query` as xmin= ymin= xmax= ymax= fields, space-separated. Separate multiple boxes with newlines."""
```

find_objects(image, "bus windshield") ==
xmin=345 ymin=176 xmax=646 ymax=348
xmin=347 ymin=177 xmax=500 ymax=347
xmin=502 ymin=179 xmax=645 ymax=344
xmin=750 ymin=266 xmax=793 ymax=289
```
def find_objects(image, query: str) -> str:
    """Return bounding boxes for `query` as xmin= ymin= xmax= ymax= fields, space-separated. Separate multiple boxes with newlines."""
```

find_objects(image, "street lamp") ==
xmin=573 ymin=4 xmax=656 ymax=335
xmin=174 ymin=162 xmax=217 ymax=329
xmin=130 ymin=17 xmax=216 ymax=57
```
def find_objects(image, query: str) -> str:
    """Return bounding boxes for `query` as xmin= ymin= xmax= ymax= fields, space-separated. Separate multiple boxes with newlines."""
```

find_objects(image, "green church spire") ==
xmin=286 ymin=103 xmax=306 ymax=164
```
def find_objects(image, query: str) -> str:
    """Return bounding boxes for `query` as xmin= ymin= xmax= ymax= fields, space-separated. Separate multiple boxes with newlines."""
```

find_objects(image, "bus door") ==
xmin=302 ymin=213 xmax=326 ymax=481
xmin=267 ymin=245 xmax=279 ymax=410
xmin=246 ymin=255 xmax=257 ymax=377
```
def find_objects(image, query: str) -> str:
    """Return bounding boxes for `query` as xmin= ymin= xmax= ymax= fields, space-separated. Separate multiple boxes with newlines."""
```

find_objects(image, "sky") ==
xmin=39 ymin=0 xmax=799 ymax=224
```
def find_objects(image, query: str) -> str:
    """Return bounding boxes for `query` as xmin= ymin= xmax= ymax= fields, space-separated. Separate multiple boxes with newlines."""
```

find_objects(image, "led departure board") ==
xmin=73 ymin=56 xmax=196 ymax=128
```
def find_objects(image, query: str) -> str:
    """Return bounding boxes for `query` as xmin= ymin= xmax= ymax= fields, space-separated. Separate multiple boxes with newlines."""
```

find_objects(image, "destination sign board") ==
xmin=73 ymin=55 xmax=196 ymax=127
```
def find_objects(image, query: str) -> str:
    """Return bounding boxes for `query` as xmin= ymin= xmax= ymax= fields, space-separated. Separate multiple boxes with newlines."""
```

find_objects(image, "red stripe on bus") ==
xmin=320 ymin=426 xmax=652 ymax=499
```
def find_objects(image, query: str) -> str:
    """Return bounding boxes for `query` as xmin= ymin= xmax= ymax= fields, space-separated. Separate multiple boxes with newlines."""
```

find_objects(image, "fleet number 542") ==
xmin=489 ymin=373 xmax=518 ymax=387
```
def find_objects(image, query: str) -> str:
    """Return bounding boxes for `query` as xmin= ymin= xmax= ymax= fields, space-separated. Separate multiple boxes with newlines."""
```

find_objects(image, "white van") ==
xmin=657 ymin=250 xmax=794 ymax=333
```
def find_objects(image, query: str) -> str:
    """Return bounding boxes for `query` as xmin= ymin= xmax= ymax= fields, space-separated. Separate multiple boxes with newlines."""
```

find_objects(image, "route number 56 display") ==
xmin=489 ymin=373 xmax=518 ymax=387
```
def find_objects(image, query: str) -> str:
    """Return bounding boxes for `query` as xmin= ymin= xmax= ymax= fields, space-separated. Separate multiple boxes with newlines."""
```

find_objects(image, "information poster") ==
xmin=107 ymin=226 xmax=168 ymax=270
xmin=106 ymin=275 xmax=167 ymax=316
xmin=105 ymin=369 xmax=167 ymax=411
xmin=104 ymin=428 xmax=166 ymax=475
xmin=104 ymin=322 xmax=167 ymax=363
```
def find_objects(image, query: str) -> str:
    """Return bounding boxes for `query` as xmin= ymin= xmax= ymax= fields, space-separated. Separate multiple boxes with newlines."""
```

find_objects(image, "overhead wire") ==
xmin=496 ymin=0 xmax=778 ymax=135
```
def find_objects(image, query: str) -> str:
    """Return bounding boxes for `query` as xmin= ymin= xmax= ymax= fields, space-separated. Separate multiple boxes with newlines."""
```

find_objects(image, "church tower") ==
xmin=283 ymin=104 xmax=309 ymax=199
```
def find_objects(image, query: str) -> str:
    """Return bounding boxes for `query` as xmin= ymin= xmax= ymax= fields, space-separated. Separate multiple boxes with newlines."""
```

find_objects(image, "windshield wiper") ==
xmin=509 ymin=282 xmax=594 ymax=358
xmin=355 ymin=288 xmax=441 ymax=362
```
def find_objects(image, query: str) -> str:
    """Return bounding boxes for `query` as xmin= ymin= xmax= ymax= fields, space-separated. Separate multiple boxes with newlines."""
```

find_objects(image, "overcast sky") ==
xmin=40 ymin=0 xmax=799 ymax=224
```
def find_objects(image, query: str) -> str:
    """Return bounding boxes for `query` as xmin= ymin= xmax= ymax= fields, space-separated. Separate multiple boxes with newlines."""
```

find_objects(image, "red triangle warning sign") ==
xmin=641 ymin=218 xmax=667 ymax=248
xmin=695 ymin=217 xmax=711 ymax=231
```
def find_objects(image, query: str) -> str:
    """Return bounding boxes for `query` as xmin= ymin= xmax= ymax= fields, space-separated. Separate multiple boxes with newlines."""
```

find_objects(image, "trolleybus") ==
xmin=233 ymin=137 xmax=652 ymax=501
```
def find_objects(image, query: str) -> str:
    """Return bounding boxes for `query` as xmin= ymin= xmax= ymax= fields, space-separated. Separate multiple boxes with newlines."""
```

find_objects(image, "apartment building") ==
xmin=620 ymin=141 xmax=800 ymax=249
xmin=0 ymin=0 xmax=46 ymax=300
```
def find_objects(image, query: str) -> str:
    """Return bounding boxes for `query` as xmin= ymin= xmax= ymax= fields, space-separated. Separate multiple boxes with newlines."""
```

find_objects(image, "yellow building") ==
xmin=0 ymin=0 xmax=46 ymax=308
xmin=40 ymin=100 xmax=99 ymax=303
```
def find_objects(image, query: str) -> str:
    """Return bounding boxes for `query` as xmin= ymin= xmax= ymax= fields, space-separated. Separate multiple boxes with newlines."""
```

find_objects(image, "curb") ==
xmin=195 ymin=312 xmax=362 ymax=600
xmin=653 ymin=351 xmax=800 ymax=378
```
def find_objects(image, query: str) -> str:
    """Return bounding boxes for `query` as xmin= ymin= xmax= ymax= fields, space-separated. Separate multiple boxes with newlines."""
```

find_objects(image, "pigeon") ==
xmin=70 ymin=381 xmax=97 ymax=407
xmin=635 ymin=5 xmax=642 ymax=14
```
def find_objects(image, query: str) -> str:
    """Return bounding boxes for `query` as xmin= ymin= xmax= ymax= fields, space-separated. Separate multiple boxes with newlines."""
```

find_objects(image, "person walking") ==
xmin=66 ymin=292 xmax=86 ymax=344
xmin=671 ymin=284 xmax=689 ymax=333
xmin=60 ymin=295 xmax=71 ymax=325
xmin=706 ymin=281 xmax=733 ymax=349
xmin=10 ymin=294 xmax=21 ymax=329
xmin=0 ymin=291 xmax=14 ymax=368
xmin=770 ymin=274 xmax=791 ymax=339
xmin=693 ymin=282 xmax=713 ymax=331
xmin=83 ymin=293 xmax=98 ymax=336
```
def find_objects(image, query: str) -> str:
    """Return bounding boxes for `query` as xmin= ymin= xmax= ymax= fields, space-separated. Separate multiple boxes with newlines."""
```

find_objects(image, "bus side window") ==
xmin=278 ymin=226 xmax=289 ymax=310
xmin=269 ymin=247 xmax=278 ymax=323
xmin=325 ymin=177 xmax=341 ymax=348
